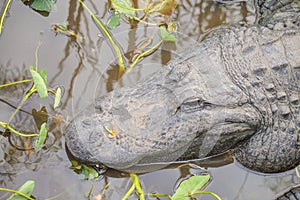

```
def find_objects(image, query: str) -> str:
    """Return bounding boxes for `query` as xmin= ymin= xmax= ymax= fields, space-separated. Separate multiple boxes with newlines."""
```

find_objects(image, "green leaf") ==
xmin=8 ymin=180 xmax=35 ymax=200
xmin=107 ymin=13 xmax=121 ymax=29
xmin=69 ymin=161 xmax=99 ymax=180
xmin=172 ymin=174 xmax=210 ymax=200
xmin=160 ymin=26 xmax=177 ymax=42
xmin=111 ymin=0 xmax=135 ymax=18
xmin=31 ymin=0 xmax=55 ymax=12
xmin=54 ymin=87 xmax=61 ymax=109
xmin=39 ymin=69 xmax=47 ymax=84
xmin=34 ymin=122 xmax=47 ymax=150
xmin=57 ymin=21 xmax=69 ymax=31
xmin=29 ymin=66 xmax=48 ymax=98
xmin=82 ymin=165 xmax=99 ymax=180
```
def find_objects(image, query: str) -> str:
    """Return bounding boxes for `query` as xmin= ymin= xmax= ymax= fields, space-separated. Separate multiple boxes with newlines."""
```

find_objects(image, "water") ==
xmin=0 ymin=0 xmax=298 ymax=199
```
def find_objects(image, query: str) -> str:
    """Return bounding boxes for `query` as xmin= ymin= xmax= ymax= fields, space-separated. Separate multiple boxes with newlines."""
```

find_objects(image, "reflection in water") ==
xmin=0 ymin=68 xmax=65 ymax=187
xmin=176 ymin=0 xmax=255 ymax=39
xmin=0 ymin=0 xmax=298 ymax=199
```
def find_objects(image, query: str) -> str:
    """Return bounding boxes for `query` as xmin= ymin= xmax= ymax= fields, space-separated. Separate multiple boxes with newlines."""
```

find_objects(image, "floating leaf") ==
xmin=54 ymin=87 xmax=61 ymax=109
xmin=8 ymin=180 xmax=35 ymax=200
xmin=31 ymin=0 xmax=55 ymax=12
xmin=111 ymin=0 xmax=135 ymax=18
xmin=70 ymin=160 xmax=99 ymax=180
xmin=160 ymin=26 xmax=177 ymax=42
xmin=107 ymin=13 xmax=121 ymax=29
xmin=34 ymin=122 xmax=47 ymax=150
xmin=172 ymin=174 xmax=210 ymax=200
xmin=29 ymin=66 xmax=48 ymax=98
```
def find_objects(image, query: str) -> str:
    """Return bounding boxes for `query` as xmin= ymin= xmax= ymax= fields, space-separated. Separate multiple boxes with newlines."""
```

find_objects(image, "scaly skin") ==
xmin=65 ymin=0 xmax=300 ymax=173
xmin=277 ymin=187 xmax=300 ymax=200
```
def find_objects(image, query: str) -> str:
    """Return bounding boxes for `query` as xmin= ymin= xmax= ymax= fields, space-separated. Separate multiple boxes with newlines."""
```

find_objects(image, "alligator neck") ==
xmin=257 ymin=0 xmax=300 ymax=30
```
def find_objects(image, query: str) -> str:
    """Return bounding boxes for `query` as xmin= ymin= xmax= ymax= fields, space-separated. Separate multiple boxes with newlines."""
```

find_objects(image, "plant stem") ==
xmin=8 ymin=85 xmax=36 ymax=124
xmin=79 ymin=0 xmax=125 ymax=73
xmin=0 ymin=187 xmax=34 ymax=200
xmin=134 ymin=17 xmax=164 ymax=26
xmin=148 ymin=193 xmax=172 ymax=199
xmin=0 ymin=79 xmax=32 ymax=88
xmin=0 ymin=122 xmax=39 ymax=137
xmin=0 ymin=0 xmax=12 ymax=35
xmin=35 ymin=42 xmax=42 ymax=71
xmin=122 ymin=174 xmax=145 ymax=200
xmin=192 ymin=191 xmax=222 ymax=200
xmin=127 ymin=39 xmax=163 ymax=73
xmin=131 ymin=173 xmax=145 ymax=200
xmin=122 ymin=182 xmax=135 ymax=200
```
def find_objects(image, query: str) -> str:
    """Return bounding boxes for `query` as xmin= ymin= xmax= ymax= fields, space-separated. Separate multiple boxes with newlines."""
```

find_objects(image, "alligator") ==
xmin=65 ymin=0 xmax=300 ymax=177
xmin=278 ymin=187 xmax=300 ymax=200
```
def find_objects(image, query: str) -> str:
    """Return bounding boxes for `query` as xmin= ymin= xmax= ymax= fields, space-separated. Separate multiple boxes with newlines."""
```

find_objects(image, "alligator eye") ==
xmin=202 ymin=101 xmax=213 ymax=109
xmin=179 ymin=99 xmax=213 ymax=113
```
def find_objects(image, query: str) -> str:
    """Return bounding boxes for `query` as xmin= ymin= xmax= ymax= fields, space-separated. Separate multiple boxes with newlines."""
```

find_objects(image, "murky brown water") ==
xmin=0 ymin=0 xmax=299 ymax=199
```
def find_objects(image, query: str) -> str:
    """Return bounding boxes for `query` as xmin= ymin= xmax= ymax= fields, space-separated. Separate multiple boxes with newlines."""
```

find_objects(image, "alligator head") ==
xmin=65 ymin=42 xmax=261 ymax=172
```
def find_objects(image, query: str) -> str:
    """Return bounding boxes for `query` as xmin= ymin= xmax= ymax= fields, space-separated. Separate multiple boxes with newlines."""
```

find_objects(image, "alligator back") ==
xmin=214 ymin=24 xmax=300 ymax=172
xmin=218 ymin=0 xmax=300 ymax=173
xmin=171 ymin=22 xmax=300 ymax=173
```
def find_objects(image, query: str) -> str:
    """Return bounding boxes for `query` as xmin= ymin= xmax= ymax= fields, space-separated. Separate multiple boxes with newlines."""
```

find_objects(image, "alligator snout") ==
xmin=65 ymin=79 xmax=195 ymax=170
